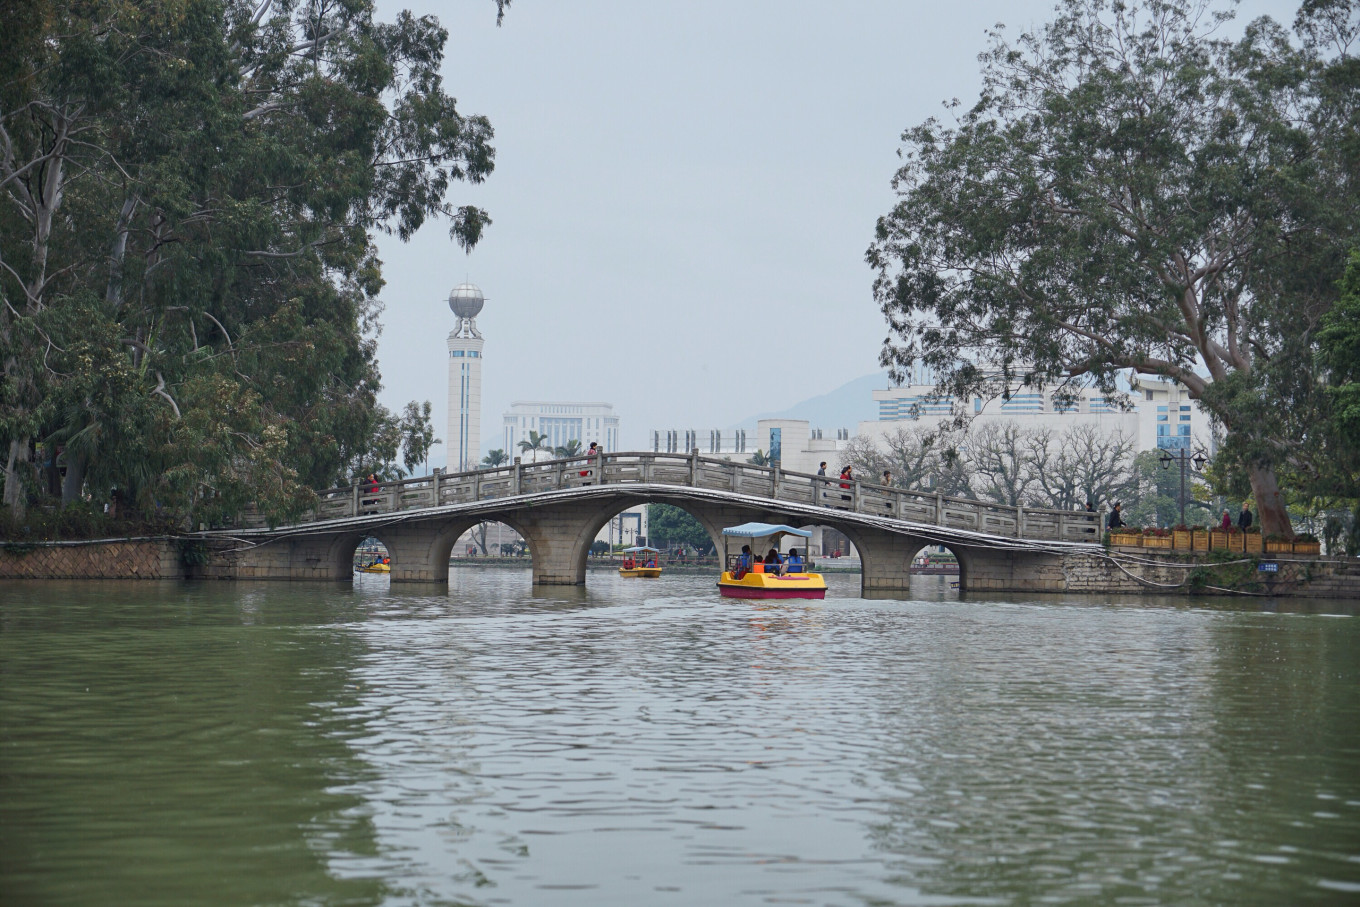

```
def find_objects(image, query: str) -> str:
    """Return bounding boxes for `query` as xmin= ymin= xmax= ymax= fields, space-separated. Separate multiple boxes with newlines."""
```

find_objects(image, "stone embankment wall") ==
xmin=0 ymin=539 xmax=183 ymax=580
xmin=1056 ymin=549 xmax=1360 ymax=598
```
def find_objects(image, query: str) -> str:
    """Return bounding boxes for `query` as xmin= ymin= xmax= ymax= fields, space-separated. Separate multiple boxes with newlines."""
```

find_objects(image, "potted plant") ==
xmin=1172 ymin=524 xmax=1192 ymax=549
xmin=1110 ymin=526 xmax=1142 ymax=547
xmin=1143 ymin=526 xmax=1173 ymax=549
xmin=1243 ymin=525 xmax=1263 ymax=554
xmin=1191 ymin=525 xmax=1210 ymax=551
xmin=1293 ymin=533 xmax=1321 ymax=556
xmin=1265 ymin=533 xmax=1292 ymax=554
xmin=1225 ymin=525 xmax=1245 ymax=552
xmin=1209 ymin=525 xmax=1229 ymax=550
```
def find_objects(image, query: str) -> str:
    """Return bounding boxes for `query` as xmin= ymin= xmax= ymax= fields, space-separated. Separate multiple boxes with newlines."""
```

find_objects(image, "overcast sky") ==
xmin=370 ymin=0 xmax=1300 ymax=461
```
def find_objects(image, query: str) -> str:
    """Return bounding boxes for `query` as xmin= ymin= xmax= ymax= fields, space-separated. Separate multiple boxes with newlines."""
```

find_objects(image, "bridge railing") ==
xmin=237 ymin=450 xmax=1100 ymax=543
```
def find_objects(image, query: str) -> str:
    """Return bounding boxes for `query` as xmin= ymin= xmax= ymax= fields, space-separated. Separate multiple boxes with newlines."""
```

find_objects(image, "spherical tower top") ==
xmin=449 ymin=282 xmax=485 ymax=320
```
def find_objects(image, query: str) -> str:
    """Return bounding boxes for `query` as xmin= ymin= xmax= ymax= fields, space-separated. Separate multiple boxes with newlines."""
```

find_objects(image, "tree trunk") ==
xmin=3 ymin=438 xmax=30 ymax=518
xmin=61 ymin=453 xmax=86 ymax=506
xmin=1248 ymin=463 xmax=1293 ymax=539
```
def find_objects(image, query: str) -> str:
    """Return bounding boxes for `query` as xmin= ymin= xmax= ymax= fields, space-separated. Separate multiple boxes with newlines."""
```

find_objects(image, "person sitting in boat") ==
xmin=784 ymin=548 xmax=804 ymax=574
xmin=765 ymin=548 xmax=782 ymax=575
xmin=736 ymin=545 xmax=753 ymax=576
xmin=645 ymin=557 xmax=656 ymax=568
xmin=623 ymin=556 xmax=635 ymax=569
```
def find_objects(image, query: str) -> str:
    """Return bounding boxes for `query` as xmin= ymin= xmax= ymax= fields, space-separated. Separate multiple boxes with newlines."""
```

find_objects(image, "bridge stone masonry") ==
xmin=199 ymin=451 xmax=1103 ymax=596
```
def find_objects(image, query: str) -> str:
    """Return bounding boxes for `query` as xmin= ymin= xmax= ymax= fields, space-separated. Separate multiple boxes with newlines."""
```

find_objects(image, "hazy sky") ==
xmin=370 ymin=0 xmax=1300 ymax=460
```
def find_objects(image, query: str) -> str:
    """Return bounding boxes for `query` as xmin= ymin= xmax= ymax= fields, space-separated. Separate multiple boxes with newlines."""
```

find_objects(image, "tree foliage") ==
xmin=646 ymin=503 xmax=713 ymax=552
xmin=1 ymin=0 xmax=503 ymax=529
xmin=867 ymin=0 xmax=1360 ymax=536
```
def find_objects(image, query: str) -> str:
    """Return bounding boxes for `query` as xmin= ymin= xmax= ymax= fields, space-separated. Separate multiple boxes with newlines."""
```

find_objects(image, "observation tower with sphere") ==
xmin=446 ymin=282 xmax=485 ymax=472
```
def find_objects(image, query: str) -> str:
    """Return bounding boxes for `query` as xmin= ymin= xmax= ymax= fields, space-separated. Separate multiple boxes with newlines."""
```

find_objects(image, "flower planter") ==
xmin=1142 ymin=536 xmax=1173 ymax=549
xmin=1293 ymin=541 xmax=1320 ymax=556
xmin=1244 ymin=534 xmax=1263 ymax=555
xmin=1265 ymin=540 xmax=1292 ymax=555
xmin=1110 ymin=532 xmax=1142 ymax=548
xmin=1172 ymin=530 xmax=1191 ymax=550
xmin=1192 ymin=531 xmax=1209 ymax=552
xmin=1227 ymin=534 xmax=1245 ymax=553
xmin=1209 ymin=531 xmax=1229 ymax=550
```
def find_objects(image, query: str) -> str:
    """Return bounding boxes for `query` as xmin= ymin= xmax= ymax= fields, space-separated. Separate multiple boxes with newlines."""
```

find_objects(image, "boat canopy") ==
xmin=621 ymin=546 xmax=660 ymax=553
xmin=720 ymin=522 xmax=812 ymax=539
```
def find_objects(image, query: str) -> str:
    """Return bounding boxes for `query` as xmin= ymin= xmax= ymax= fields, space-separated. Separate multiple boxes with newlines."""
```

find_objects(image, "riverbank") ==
xmin=4 ymin=538 xmax=1358 ymax=598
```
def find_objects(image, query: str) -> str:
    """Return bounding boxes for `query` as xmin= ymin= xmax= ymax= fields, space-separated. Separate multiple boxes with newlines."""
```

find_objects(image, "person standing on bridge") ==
xmin=817 ymin=462 xmax=827 ymax=476
xmin=1239 ymin=503 xmax=1253 ymax=531
xmin=839 ymin=465 xmax=853 ymax=508
xmin=882 ymin=469 xmax=892 ymax=487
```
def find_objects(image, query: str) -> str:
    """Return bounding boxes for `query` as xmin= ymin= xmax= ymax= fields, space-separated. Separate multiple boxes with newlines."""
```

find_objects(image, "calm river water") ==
xmin=2 ymin=569 xmax=1359 ymax=906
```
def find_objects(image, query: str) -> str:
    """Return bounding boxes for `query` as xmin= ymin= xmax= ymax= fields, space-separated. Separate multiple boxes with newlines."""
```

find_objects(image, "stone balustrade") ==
xmin=238 ymin=450 xmax=1100 ymax=544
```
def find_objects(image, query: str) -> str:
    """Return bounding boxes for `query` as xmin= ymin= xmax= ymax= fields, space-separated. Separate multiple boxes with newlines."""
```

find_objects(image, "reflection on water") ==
xmin=2 ymin=571 xmax=1358 ymax=905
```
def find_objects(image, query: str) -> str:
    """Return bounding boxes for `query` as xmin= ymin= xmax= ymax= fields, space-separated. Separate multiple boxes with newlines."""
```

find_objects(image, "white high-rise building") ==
xmin=446 ymin=282 xmax=485 ymax=472
xmin=503 ymin=402 xmax=619 ymax=458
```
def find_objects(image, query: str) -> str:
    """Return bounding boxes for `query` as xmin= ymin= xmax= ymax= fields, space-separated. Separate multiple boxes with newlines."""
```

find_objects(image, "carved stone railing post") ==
xmin=513 ymin=457 xmax=522 ymax=495
xmin=730 ymin=462 xmax=740 ymax=492
xmin=772 ymin=464 xmax=780 ymax=499
xmin=852 ymin=480 xmax=861 ymax=512
xmin=556 ymin=459 xmax=565 ymax=488
xmin=432 ymin=467 xmax=442 ymax=506
xmin=473 ymin=467 xmax=482 ymax=501
xmin=935 ymin=491 xmax=944 ymax=526
xmin=1016 ymin=503 xmax=1025 ymax=537
xmin=597 ymin=450 xmax=606 ymax=485
xmin=351 ymin=483 xmax=359 ymax=517
xmin=690 ymin=448 xmax=699 ymax=486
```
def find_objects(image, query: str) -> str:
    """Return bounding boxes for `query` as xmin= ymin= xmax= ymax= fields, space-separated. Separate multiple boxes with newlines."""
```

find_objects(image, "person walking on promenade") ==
xmin=1107 ymin=502 xmax=1124 ymax=530
xmin=1220 ymin=510 xmax=1233 ymax=531
xmin=1238 ymin=504 xmax=1253 ymax=531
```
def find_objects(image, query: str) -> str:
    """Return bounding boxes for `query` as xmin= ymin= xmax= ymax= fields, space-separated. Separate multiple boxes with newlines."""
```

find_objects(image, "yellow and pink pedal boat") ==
xmin=717 ymin=523 xmax=826 ymax=599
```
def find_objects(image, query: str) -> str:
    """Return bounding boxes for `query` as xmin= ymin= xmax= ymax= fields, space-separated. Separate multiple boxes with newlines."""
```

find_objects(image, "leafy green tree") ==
xmin=867 ymin=0 xmax=1359 ymax=538
xmin=481 ymin=448 xmax=509 ymax=468
xmin=0 ymin=0 xmax=504 ymax=527
xmin=399 ymin=401 xmax=439 ymax=477
xmin=646 ymin=503 xmax=713 ymax=553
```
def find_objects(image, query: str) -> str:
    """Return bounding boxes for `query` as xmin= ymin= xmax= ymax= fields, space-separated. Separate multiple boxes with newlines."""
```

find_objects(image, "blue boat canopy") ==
xmin=621 ymin=546 xmax=660 ymax=553
xmin=720 ymin=522 xmax=812 ymax=539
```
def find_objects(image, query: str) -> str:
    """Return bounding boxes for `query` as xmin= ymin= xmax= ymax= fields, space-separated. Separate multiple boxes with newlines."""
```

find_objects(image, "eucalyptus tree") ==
xmin=1 ymin=0 xmax=504 ymax=525
xmin=867 ymin=0 xmax=1360 ymax=537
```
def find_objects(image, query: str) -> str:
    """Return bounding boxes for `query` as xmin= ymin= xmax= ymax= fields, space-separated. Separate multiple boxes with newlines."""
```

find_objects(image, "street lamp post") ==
xmin=1159 ymin=447 xmax=1208 ymax=526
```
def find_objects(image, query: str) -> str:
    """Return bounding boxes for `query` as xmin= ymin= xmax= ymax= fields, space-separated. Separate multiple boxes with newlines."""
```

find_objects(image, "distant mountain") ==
xmin=729 ymin=372 xmax=889 ymax=433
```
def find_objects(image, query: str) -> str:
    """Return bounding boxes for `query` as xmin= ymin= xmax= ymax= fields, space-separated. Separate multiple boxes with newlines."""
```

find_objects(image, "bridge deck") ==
xmin=227 ymin=451 xmax=1101 ymax=548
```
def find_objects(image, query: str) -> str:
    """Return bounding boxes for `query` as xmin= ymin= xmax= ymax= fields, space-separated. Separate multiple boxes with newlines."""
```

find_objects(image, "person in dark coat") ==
xmin=1238 ymin=504 xmax=1253 ymax=530
xmin=1107 ymin=502 xmax=1124 ymax=529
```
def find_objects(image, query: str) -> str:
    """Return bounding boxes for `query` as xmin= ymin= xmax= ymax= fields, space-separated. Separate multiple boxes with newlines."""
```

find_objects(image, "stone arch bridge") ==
xmin=206 ymin=451 xmax=1102 ymax=595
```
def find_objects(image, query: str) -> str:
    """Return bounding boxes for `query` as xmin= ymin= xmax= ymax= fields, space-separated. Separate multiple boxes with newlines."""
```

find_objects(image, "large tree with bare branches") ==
xmin=0 ymin=0 xmax=504 ymax=526
xmin=867 ymin=0 xmax=1360 ymax=537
